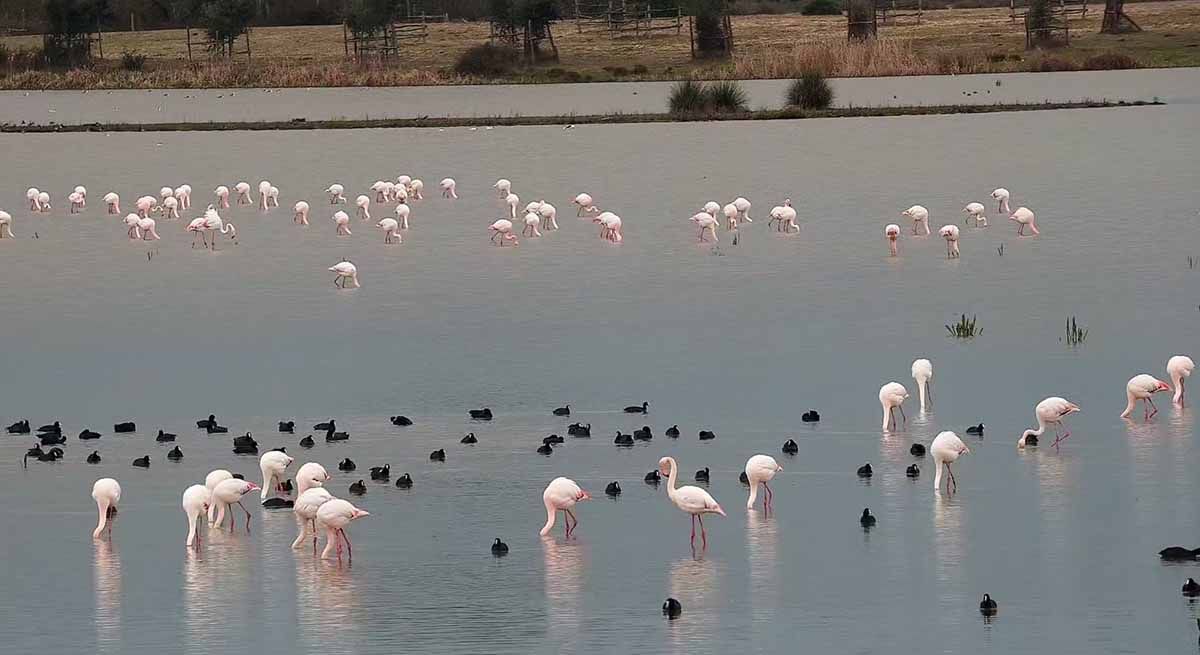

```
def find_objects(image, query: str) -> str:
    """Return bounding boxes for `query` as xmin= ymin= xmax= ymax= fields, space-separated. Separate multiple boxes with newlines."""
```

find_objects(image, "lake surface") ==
xmin=1 ymin=67 xmax=1197 ymax=126
xmin=1 ymin=101 xmax=1199 ymax=655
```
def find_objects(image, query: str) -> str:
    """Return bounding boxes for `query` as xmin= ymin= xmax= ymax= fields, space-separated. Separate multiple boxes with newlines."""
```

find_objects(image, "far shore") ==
xmin=0 ymin=100 xmax=1156 ymax=133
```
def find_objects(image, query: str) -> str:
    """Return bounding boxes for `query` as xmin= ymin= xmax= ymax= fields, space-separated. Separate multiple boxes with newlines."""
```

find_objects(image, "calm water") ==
xmin=1 ymin=102 xmax=1199 ymax=654
xmin=1 ymin=67 xmax=1197 ymax=126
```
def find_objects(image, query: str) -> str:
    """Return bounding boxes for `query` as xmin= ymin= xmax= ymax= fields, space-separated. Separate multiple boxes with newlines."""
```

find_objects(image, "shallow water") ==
xmin=1 ymin=67 xmax=1196 ymax=126
xmin=1 ymin=102 xmax=1200 ymax=654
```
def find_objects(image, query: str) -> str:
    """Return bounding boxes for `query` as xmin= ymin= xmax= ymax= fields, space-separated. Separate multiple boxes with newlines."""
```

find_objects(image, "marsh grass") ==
xmin=946 ymin=314 xmax=981 ymax=339
xmin=1063 ymin=316 xmax=1089 ymax=346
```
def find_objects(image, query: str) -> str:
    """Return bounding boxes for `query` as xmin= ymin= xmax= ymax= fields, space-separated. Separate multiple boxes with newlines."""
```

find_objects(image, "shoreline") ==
xmin=0 ymin=100 xmax=1156 ymax=133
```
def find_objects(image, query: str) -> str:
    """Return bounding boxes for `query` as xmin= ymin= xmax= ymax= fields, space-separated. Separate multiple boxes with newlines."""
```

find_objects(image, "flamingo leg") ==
xmin=1148 ymin=397 xmax=1159 ymax=418
xmin=946 ymin=463 xmax=957 ymax=493
xmin=898 ymin=405 xmax=907 ymax=425
xmin=698 ymin=515 xmax=707 ymax=548
xmin=690 ymin=514 xmax=696 ymax=544
xmin=237 ymin=501 xmax=251 ymax=532
xmin=340 ymin=528 xmax=352 ymax=563
xmin=566 ymin=509 xmax=578 ymax=537
xmin=763 ymin=482 xmax=773 ymax=509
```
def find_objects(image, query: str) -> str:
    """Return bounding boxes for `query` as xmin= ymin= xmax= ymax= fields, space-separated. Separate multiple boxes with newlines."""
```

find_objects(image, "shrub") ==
xmin=694 ymin=1 xmax=728 ymax=57
xmin=120 ymin=51 xmax=147 ymax=71
xmin=1030 ymin=55 xmax=1077 ymax=72
xmin=201 ymin=0 xmax=258 ymax=56
xmin=454 ymin=43 xmax=518 ymax=76
xmin=1082 ymin=52 xmax=1137 ymax=70
xmin=785 ymin=70 xmax=834 ymax=108
xmin=632 ymin=64 xmax=648 ymax=74
xmin=706 ymin=79 xmax=748 ymax=112
xmin=668 ymin=79 xmax=709 ymax=114
xmin=802 ymin=0 xmax=842 ymax=15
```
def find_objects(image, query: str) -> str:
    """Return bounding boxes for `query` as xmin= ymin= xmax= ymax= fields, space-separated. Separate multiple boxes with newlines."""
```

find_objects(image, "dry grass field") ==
xmin=2 ymin=0 xmax=1198 ymax=88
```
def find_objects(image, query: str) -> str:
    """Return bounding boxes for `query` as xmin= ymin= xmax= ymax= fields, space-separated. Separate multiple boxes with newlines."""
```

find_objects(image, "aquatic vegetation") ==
xmin=946 ymin=314 xmax=981 ymax=339
xmin=1063 ymin=316 xmax=1088 ymax=346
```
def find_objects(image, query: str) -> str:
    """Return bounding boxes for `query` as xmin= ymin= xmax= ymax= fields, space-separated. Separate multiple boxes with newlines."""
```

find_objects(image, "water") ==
xmin=1 ymin=67 xmax=1197 ymax=126
xmin=1 ymin=101 xmax=1199 ymax=654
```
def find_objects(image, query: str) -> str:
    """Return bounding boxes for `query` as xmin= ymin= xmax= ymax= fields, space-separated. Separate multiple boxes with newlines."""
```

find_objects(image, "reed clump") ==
xmin=733 ymin=38 xmax=989 ymax=79
xmin=946 ymin=314 xmax=981 ymax=339
xmin=1063 ymin=316 xmax=1088 ymax=346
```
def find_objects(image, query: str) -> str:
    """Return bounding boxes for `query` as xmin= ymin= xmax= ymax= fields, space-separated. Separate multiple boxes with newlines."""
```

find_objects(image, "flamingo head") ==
xmin=1155 ymin=380 xmax=1171 ymax=393
xmin=351 ymin=509 xmax=370 ymax=519
xmin=658 ymin=456 xmax=674 ymax=476
xmin=576 ymin=489 xmax=591 ymax=502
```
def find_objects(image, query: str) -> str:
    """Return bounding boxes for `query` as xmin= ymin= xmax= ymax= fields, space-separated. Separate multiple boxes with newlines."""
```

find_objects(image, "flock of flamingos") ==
xmin=3 ymin=177 xmax=1195 ymax=587
xmin=0 ymin=175 xmax=1047 ymax=288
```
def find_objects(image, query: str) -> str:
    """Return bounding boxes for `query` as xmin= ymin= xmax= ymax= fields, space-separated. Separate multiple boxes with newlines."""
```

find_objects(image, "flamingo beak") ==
xmin=247 ymin=482 xmax=261 ymax=491
xmin=1159 ymin=382 xmax=1172 ymax=392
xmin=354 ymin=510 xmax=370 ymax=518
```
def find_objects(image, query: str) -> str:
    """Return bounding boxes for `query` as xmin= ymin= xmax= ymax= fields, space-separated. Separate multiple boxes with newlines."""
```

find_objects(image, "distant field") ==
xmin=2 ymin=0 xmax=1198 ymax=88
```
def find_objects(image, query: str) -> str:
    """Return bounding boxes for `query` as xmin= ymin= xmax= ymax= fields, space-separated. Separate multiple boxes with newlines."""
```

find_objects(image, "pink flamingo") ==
xmin=931 ymin=431 xmax=969 ymax=494
xmin=68 ymin=191 xmax=84 ymax=214
xmin=768 ymin=199 xmax=797 ymax=233
xmin=490 ymin=219 xmax=518 ymax=246
xmin=394 ymin=203 xmax=411 ymax=230
xmin=92 ymin=478 xmax=122 ymax=540
xmin=594 ymin=212 xmax=622 ymax=242
xmin=963 ymin=202 xmax=987 ymax=227
xmin=199 ymin=206 xmax=236 ymax=250
xmin=885 ymin=224 xmax=900 ymax=255
xmin=37 ymin=192 xmax=50 ymax=212
xmin=658 ymin=456 xmax=725 ymax=548
xmin=409 ymin=179 xmax=424 ymax=199
xmin=690 ymin=212 xmax=719 ymax=242
xmin=1122 ymin=374 xmax=1171 ymax=420
xmin=879 ymin=382 xmax=908 ymax=431
xmin=440 ymin=178 xmax=457 ymax=199
xmin=214 ymin=186 xmax=230 ymax=209
xmin=330 ymin=261 xmax=360 ymax=288
xmin=123 ymin=214 xmax=142 ymax=239
xmin=104 ymin=192 xmax=121 ymax=215
xmin=355 ymin=195 xmax=371 ymax=221
xmin=293 ymin=201 xmax=310 ymax=225
xmin=723 ymin=203 xmax=739 ymax=231
xmin=0 ymin=210 xmax=14 ymax=238
xmin=523 ymin=212 xmax=542 ymax=237
xmin=137 ymin=216 xmax=160 ymax=240
xmin=938 ymin=224 xmax=960 ymax=258
xmin=538 ymin=201 xmax=558 ymax=230
xmin=1019 ymin=396 xmax=1080 ymax=449
xmin=494 ymin=178 xmax=512 ymax=198
xmin=175 ymin=185 xmax=192 ymax=210
xmin=745 ymin=454 xmax=782 ymax=510
xmin=326 ymin=184 xmax=346 ymax=204
xmin=234 ymin=182 xmax=252 ymax=206
xmin=135 ymin=196 xmax=156 ymax=219
xmin=161 ymin=196 xmax=180 ymax=220
xmin=572 ymin=193 xmax=598 ymax=216
xmin=182 ymin=484 xmax=211 ymax=548
xmin=992 ymin=188 xmax=1011 ymax=214
xmin=903 ymin=205 xmax=930 ymax=236
xmin=211 ymin=478 xmax=260 ymax=532
xmin=539 ymin=477 xmax=591 ymax=537
xmin=733 ymin=197 xmax=752 ymax=224
xmin=332 ymin=210 xmax=352 ymax=236
xmin=1009 ymin=207 xmax=1039 ymax=236
xmin=505 ymin=193 xmax=520 ymax=220
xmin=378 ymin=218 xmax=402 ymax=244
xmin=317 ymin=498 xmax=370 ymax=562
xmin=293 ymin=487 xmax=333 ymax=553
xmin=26 ymin=187 xmax=42 ymax=211
xmin=1168 ymin=355 xmax=1195 ymax=405
xmin=259 ymin=451 xmax=295 ymax=501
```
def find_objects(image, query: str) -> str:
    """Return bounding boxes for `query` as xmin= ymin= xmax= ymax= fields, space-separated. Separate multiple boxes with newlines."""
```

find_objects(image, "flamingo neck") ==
xmin=881 ymin=404 xmax=893 ymax=431
xmin=663 ymin=459 xmax=679 ymax=501
xmin=933 ymin=462 xmax=942 ymax=491
xmin=746 ymin=478 xmax=759 ymax=509
xmin=186 ymin=511 xmax=199 ymax=546
xmin=93 ymin=501 xmax=109 ymax=538
xmin=1018 ymin=416 xmax=1048 ymax=447
xmin=917 ymin=380 xmax=928 ymax=410
xmin=1121 ymin=391 xmax=1137 ymax=418
xmin=539 ymin=498 xmax=557 ymax=536
xmin=1172 ymin=374 xmax=1184 ymax=403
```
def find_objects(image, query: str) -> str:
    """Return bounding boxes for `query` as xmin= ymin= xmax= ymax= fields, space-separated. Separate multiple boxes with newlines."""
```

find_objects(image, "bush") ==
xmin=785 ymin=71 xmax=834 ymax=109
xmin=707 ymin=80 xmax=748 ymax=112
xmin=694 ymin=2 xmax=728 ymax=57
xmin=120 ymin=50 xmax=147 ymax=71
xmin=454 ymin=43 xmax=518 ymax=77
xmin=668 ymin=79 xmax=709 ymax=114
xmin=201 ymin=0 xmax=258 ymax=56
xmin=802 ymin=0 xmax=842 ymax=15
xmin=1082 ymin=52 xmax=1137 ymax=70
xmin=1030 ymin=55 xmax=1077 ymax=72
xmin=632 ymin=64 xmax=648 ymax=74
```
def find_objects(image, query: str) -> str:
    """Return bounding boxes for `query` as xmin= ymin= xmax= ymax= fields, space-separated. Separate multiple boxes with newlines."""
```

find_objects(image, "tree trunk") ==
xmin=847 ymin=0 xmax=876 ymax=40
xmin=1101 ymin=0 xmax=1141 ymax=33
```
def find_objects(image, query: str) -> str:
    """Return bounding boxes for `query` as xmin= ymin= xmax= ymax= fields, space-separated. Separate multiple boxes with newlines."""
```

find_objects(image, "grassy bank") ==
xmin=0 ymin=100 xmax=1154 ymax=132
xmin=2 ymin=1 xmax=1198 ymax=89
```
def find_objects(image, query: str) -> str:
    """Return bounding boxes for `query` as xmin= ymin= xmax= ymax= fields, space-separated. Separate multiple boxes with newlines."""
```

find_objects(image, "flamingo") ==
xmin=160 ymin=186 xmax=174 ymax=201
xmin=161 ymin=196 xmax=180 ymax=220
xmin=409 ymin=179 xmax=424 ymax=199
xmin=332 ymin=210 xmax=352 ymax=236
xmin=104 ymin=192 xmax=120 ymax=215
xmin=26 ymin=187 xmax=41 ymax=211
xmin=733 ymin=197 xmax=752 ymax=223
xmin=1009 ymin=207 xmax=1039 ymax=236
xmin=214 ymin=185 xmax=230 ymax=209
xmin=123 ymin=214 xmax=141 ymax=239
xmin=395 ymin=202 xmax=411 ymax=230
xmin=292 ymin=487 xmax=333 ymax=553
xmin=370 ymin=181 xmax=391 ymax=204
xmin=440 ymin=178 xmax=457 ymax=199
xmin=293 ymin=201 xmax=310 ymax=225
xmin=37 ymin=192 xmax=50 ymax=212
xmin=295 ymin=462 xmax=331 ymax=495
xmin=260 ymin=450 xmax=295 ymax=501
xmin=768 ymin=199 xmax=797 ymax=233
xmin=211 ymin=478 xmax=260 ymax=532
xmin=137 ymin=216 xmax=160 ymax=240
xmin=0 ymin=210 xmax=13 ymax=238
xmin=378 ymin=218 xmax=402 ymax=244
xmin=1122 ymin=374 xmax=1171 ymax=420
xmin=903 ymin=205 xmax=930 ymax=236
xmin=392 ymin=182 xmax=408 ymax=204
xmin=572 ymin=193 xmax=598 ymax=216
xmin=691 ymin=212 xmax=719 ymax=243
xmin=723 ymin=203 xmax=739 ymax=231
xmin=234 ymin=182 xmax=252 ymax=206
xmin=658 ymin=456 xmax=725 ymax=548
xmin=539 ymin=477 xmax=591 ymax=537
xmin=1019 ymin=397 xmax=1081 ymax=449
xmin=911 ymin=358 xmax=933 ymax=411
xmin=931 ymin=431 xmax=969 ymax=494
xmin=74 ymin=185 xmax=87 ymax=206
xmin=355 ymin=195 xmax=371 ymax=221
xmin=186 ymin=216 xmax=208 ymax=247
xmin=538 ymin=201 xmax=558 ymax=230
xmin=595 ymin=212 xmax=622 ymax=242
xmin=505 ymin=193 xmax=520 ymax=219
xmin=175 ymin=185 xmax=192 ymax=210
xmin=205 ymin=469 xmax=233 ymax=523
xmin=523 ymin=211 xmax=542 ymax=237
xmin=703 ymin=201 xmax=721 ymax=218
xmin=489 ymin=219 xmax=518 ymax=246
xmin=68 ymin=191 xmax=84 ymax=214
xmin=939 ymin=224 xmax=960 ymax=258
xmin=885 ymin=224 xmax=900 ymax=255
xmin=330 ymin=261 xmax=360 ymax=288
xmin=317 ymin=498 xmax=370 ymax=562
xmin=879 ymin=382 xmax=908 ymax=431
xmin=396 ymin=175 xmax=412 ymax=190
xmin=745 ymin=454 xmax=782 ymax=510
xmin=182 ymin=484 xmax=211 ymax=548
xmin=963 ymin=202 xmax=987 ymax=227
xmin=494 ymin=179 xmax=512 ymax=198
xmin=135 ymin=196 xmax=156 ymax=218
xmin=326 ymin=184 xmax=346 ymax=204
xmin=199 ymin=205 xmax=236 ymax=250
xmin=1168 ymin=355 xmax=1195 ymax=405
xmin=91 ymin=478 xmax=122 ymax=539
xmin=992 ymin=188 xmax=1011 ymax=214
xmin=266 ymin=186 xmax=280 ymax=209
